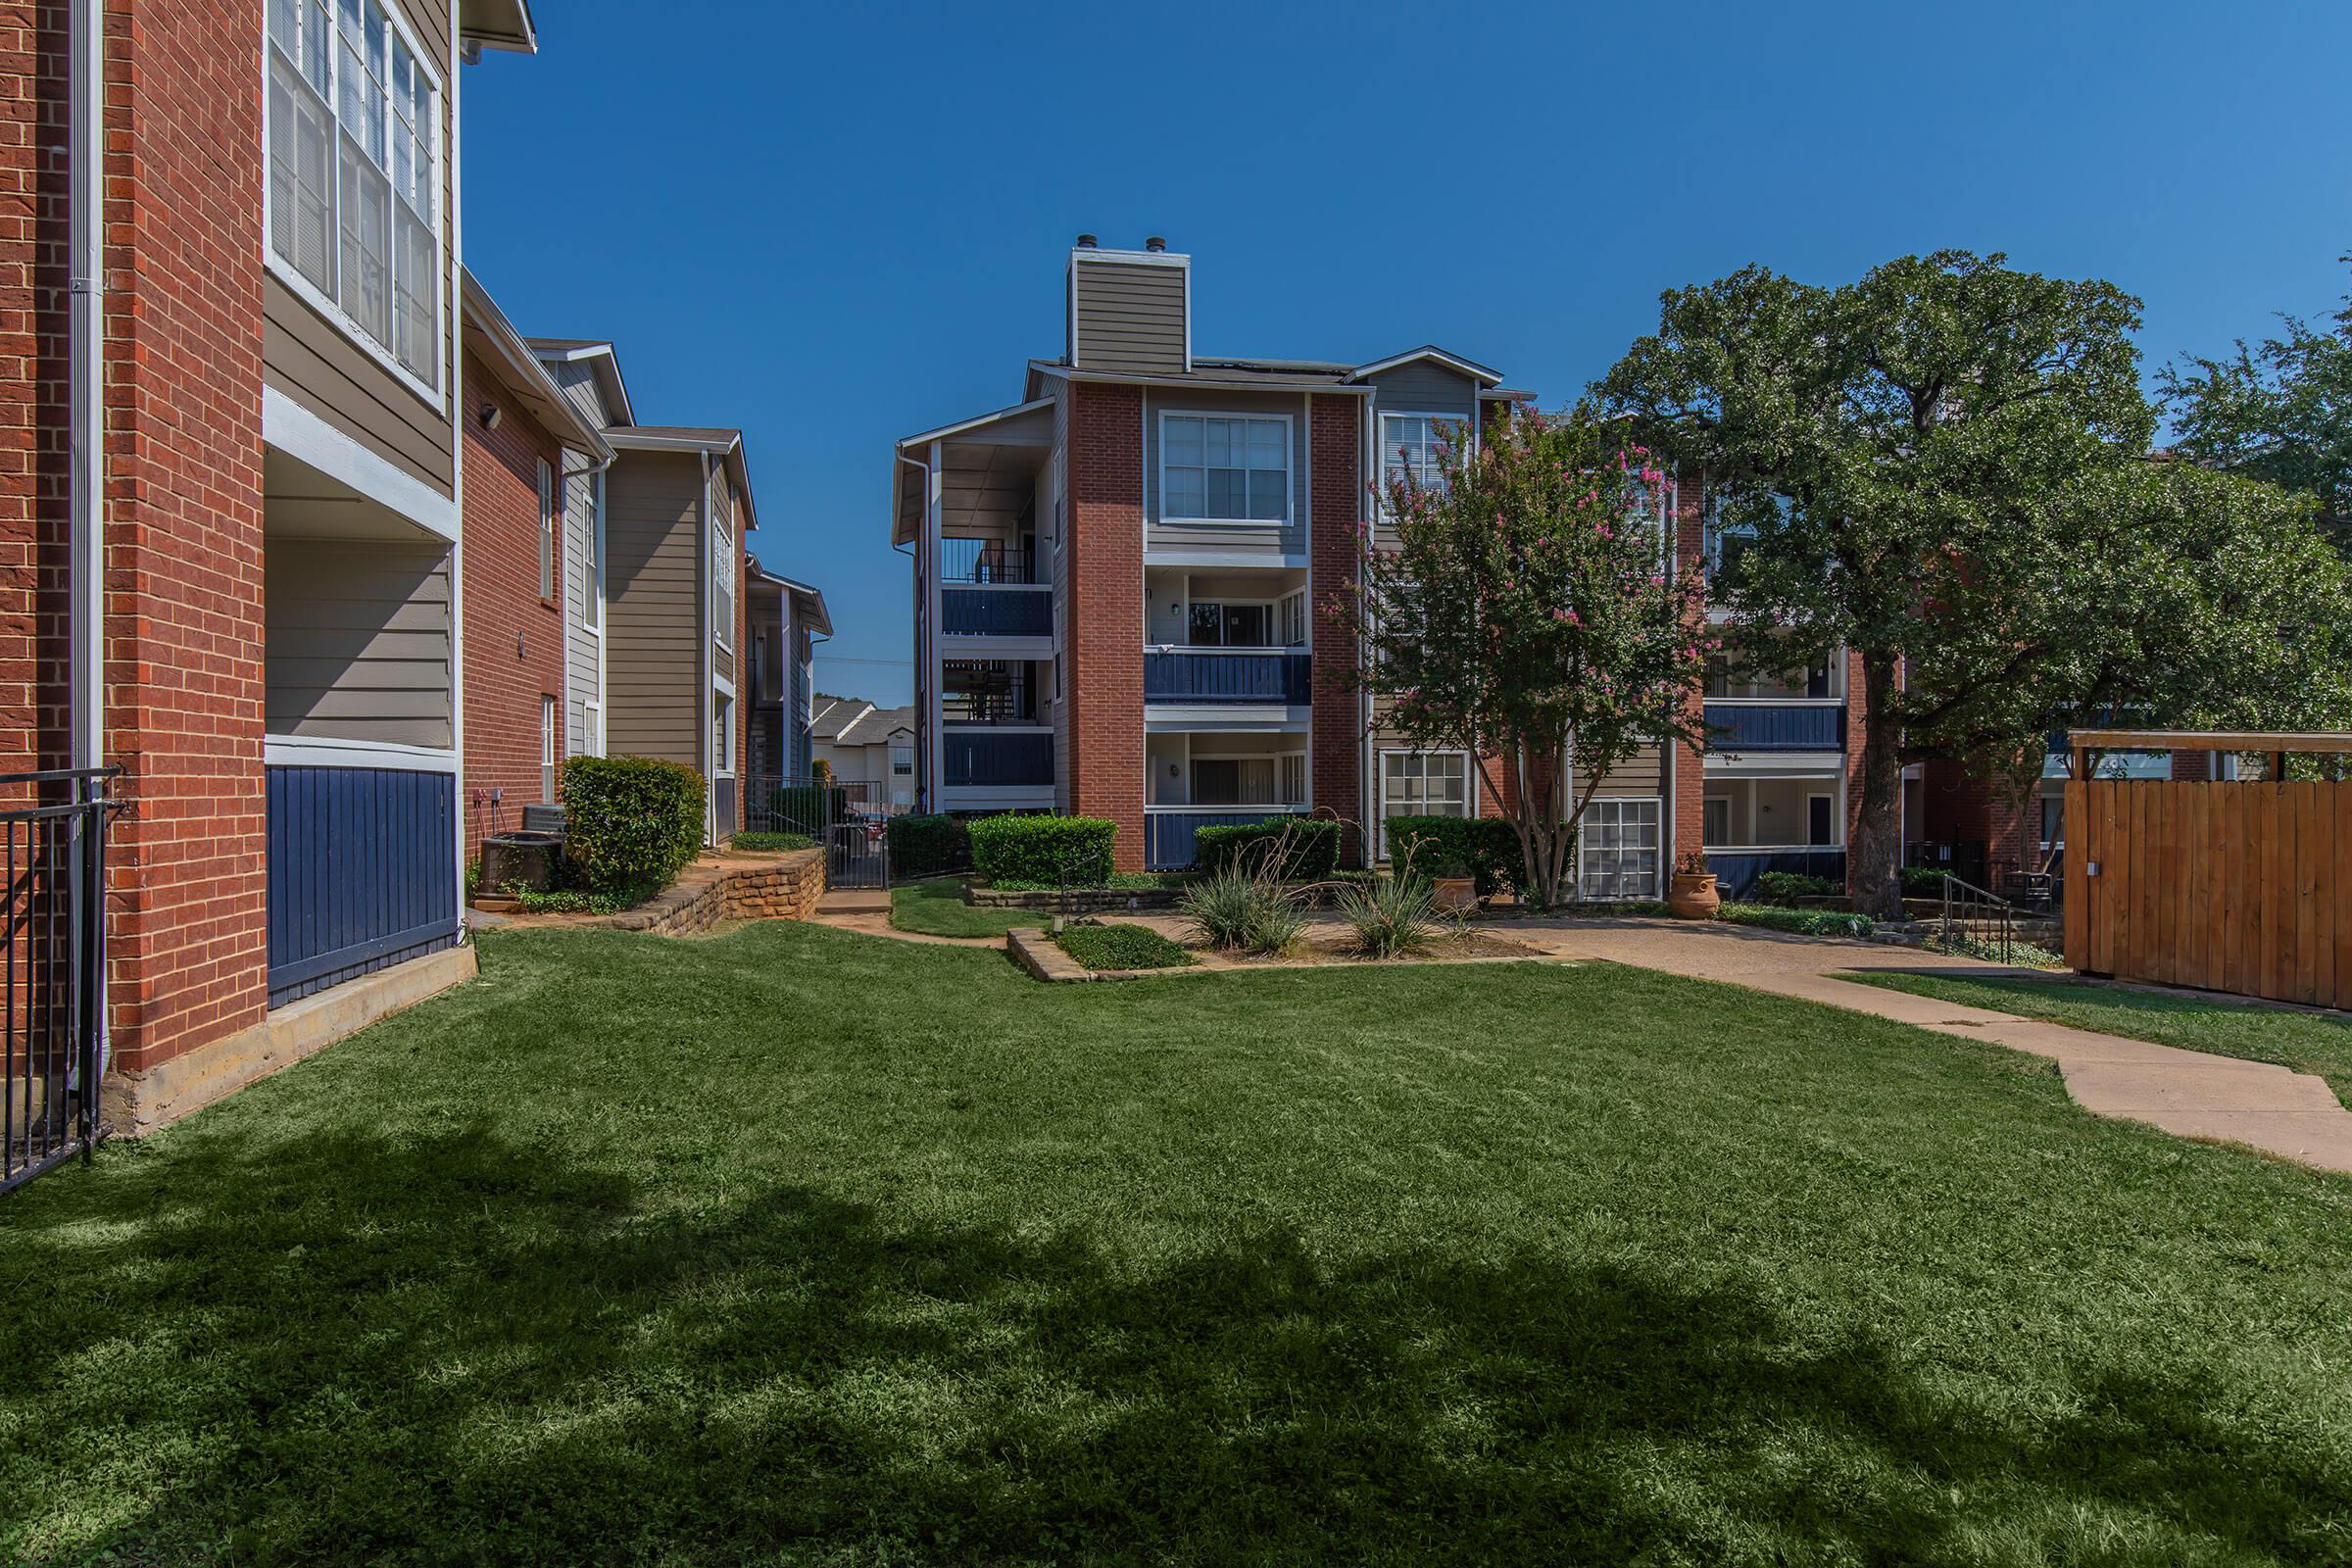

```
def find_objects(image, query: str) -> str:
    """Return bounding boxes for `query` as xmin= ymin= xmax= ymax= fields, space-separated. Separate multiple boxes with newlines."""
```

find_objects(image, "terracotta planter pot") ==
xmin=1431 ymin=876 xmax=1479 ymax=915
xmin=1667 ymin=872 xmax=1721 ymax=921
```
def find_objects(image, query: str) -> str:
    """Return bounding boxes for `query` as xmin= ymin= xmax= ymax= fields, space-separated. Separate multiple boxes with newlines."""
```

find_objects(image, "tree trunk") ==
xmin=1851 ymin=653 xmax=1905 ymax=919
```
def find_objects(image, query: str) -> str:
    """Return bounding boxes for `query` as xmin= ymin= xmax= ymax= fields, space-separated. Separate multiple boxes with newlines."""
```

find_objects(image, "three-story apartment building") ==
xmin=891 ymin=237 xmax=1897 ymax=899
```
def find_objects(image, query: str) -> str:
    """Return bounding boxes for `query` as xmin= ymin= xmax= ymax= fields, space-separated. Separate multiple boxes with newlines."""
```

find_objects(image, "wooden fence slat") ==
xmin=2300 ymin=784 xmax=2328 ymax=1007
xmin=2335 ymin=785 xmax=2352 ymax=1012
xmin=2064 ymin=780 xmax=2087 ymax=971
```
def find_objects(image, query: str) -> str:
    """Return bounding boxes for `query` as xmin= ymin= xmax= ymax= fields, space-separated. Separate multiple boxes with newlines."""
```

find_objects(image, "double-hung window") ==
xmin=1579 ymin=799 xmax=1662 ymax=901
xmin=536 ymin=458 xmax=556 ymax=601
xmin=1279 ymin=590 xmax=1307 ymax=648
xmin=1379 ymin=751 xmax=1469 ymax=859
xmin=1379 ymin=414 xmax=1454 ymax=500
xmin=712 ymin=516 xmax=736 ymax=652
xmin=267 ymin=0 xmax=440 ymax=392
xmin=1162 ymin=415 xmax=1289 ymax=523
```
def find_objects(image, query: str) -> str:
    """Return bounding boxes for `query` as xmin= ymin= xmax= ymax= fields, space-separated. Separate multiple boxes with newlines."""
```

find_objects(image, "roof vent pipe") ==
xmin=1145 ymin=236 xmax=1166 ymax=253
xmin=1074 ymin=233 xmax=1098 ymax=248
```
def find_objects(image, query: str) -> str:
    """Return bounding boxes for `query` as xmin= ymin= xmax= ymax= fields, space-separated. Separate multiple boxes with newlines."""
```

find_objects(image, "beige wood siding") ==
xmin=1144 ymin=387 xmax=1308 ymax=556
xmin=1071 ymin=257 xmax=1187 ymax=374
xmin=266 ymin=536 xmax=454 ymax=746
xmin=262 ymin=0 xmax=458 ymax=501
xmin=1584 ymin=745 xmax=1664 ymax=798
xmin=605 ymin=451 xmax=704 ymax=765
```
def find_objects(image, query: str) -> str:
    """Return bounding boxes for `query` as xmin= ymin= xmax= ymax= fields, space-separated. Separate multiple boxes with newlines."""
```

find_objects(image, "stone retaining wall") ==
xmin=600 ymin=849 xmax=827 ymax=935
xmin=966 ymin=884 xmax=1185 ymax=912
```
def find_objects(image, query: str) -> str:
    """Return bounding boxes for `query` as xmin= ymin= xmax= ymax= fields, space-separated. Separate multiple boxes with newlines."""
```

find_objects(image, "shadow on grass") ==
xmin=4 ymin=1122 xmax=2339 ymax=1566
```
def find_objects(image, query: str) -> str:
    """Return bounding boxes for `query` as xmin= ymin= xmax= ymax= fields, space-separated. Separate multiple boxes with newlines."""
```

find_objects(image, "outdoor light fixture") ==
xmin=480 ymin=404 xmax=502 ymax=431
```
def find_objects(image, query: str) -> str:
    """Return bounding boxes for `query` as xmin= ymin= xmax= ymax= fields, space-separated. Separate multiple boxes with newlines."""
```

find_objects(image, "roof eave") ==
xmin=458 ymin=270 xmax=613 ymax=463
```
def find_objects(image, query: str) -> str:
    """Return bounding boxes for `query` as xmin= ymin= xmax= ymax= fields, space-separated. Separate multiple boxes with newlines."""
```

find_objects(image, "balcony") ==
xmin=942 ymin=730 xmax=1054 ymax=788
xmin=942 ymin=585 xmax=1053 ymax=639
xmin=1145 ymin=806 xmax=1306 ymax=870
xmin=1705 ymin=702 xmax=1843 ymax=752
xmin=1144 ymin=649 xmax=1312 ymax=706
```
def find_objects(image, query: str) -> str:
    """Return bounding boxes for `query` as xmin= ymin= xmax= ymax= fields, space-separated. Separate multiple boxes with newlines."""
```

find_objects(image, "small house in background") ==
xmin=811 ymin=698 xmax=918 ymax=811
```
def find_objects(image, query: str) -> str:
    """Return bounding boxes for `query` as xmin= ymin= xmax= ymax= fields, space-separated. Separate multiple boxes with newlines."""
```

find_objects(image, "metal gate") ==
xmin=742 ymin=774 xmax=890 ymax=890
xmin=3 ymin=767 xmax=117 ymax=1197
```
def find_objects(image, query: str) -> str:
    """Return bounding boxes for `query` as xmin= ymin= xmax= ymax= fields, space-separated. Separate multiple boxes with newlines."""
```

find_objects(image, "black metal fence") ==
xmin=3 ymin=767 xmax=117 ymax=1197
xmin=740 ymin=773 xmax=889 ymax=889
xmin=1936 ymin=873 xmax=2019 ymax=965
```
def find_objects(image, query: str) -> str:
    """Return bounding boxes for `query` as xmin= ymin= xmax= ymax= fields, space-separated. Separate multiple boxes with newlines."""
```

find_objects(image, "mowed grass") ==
xmin=5 ymin=924 xmax=2352 ymax=1565
xmin=1858 ymin=969 xmax=2352 ymax=1106
xmin=889 ymin=877 xmax=1042 ymax=937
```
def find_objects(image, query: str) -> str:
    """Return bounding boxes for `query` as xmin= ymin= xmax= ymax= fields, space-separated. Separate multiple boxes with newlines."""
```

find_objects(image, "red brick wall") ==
xmin=1669 ymin=476 xmax=1709 ymax=872
xmin=1843 ymin=648 xmax=1870 ymax=881
xmin=1064 ymin=381 xmax=1144 ymax=869
xmin=460 ymin=350 xmax=564 ymax=858
xmin=97 ymin=0 xmax=272 ymax=1072
xmin=1307 ymin=394 xmax=1363 ymax=863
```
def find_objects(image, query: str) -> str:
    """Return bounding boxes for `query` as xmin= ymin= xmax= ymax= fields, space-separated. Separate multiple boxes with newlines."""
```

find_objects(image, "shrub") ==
xmin=1384 ymin=815 xmax=1523 ymax=895
xmin=561 ymin=755 xmax=705 ymax=896
xmin=1754 ymin=870 xmax=1841 ymax=906
xmin=506 ymin=886 xmax=644 ymax=916
xmin=1181 ymin=865 xmax=1307 ymax=956
xmin=1716 ymin=902 xmax=1875 ymax=939
xmin=1055 ymin=922 xmax=1194 ymax=971
xmin=1337 ymin=873 xmax=1439 ymax=958
xmin=1192 ymin=817 xmax=1341 ymax=881
xmin=767 ymin=784 xmax=847 ymax=836
xmin=732 ymin=831 xmax=812 ymax=853
xmin=887 ymin=814 xmax=970 ymax=879
xmin=968 ymin=814 xmax=1116 ymax=887
xmin=1901 ymin=866 xmax=1951 ymax=898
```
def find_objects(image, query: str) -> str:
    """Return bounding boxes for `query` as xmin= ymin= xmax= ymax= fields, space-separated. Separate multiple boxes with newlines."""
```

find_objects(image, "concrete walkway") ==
xmin=1499 ymin=917 xmax=2352 ymax=1176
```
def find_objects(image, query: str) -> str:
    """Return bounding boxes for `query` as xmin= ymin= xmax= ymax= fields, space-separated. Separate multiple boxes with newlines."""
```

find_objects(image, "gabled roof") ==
xmin=808 ymin=696 xmax=871 ymax=743
xmin=607 ymin=425 xmax=758 ymax=530
xmin=527 ymin=336 xmax=636 ymax=427
xmin=459 ymin=0 xmax=536 ymax=55
xmin=458 ymin=270 xmax=612 ymax=464
xmin=835 ymin=705 xmax=915 ymax=747
xmin=1346 ymin=346 xmax=1504 ymax=386
xmin=751 ymin=563 xmax=833 ymax=636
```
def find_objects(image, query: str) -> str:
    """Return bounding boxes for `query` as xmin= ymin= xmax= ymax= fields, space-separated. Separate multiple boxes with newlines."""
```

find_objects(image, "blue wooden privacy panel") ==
xmin=1144 ymin=651 xmax=1312 ymax=705
xmin=267 ymin=765 xmax=458 ymax=1007
xmin=942 ymin=731 xmax=1054 ymax=787
xmin=1147 ymin=810 xmax=1304 ymax=869
xmin=1705 ymin=848 xmax=1846 ymax=898
xmin=943 ymin=587 xmax=1054 ymax=637
xmin=1704 ymin=703 xmax=1844 ymax=752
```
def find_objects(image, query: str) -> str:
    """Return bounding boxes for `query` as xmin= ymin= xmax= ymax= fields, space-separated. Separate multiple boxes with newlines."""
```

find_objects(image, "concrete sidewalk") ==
xmin=1504 ymin=917 xmax=2352 ymax=1176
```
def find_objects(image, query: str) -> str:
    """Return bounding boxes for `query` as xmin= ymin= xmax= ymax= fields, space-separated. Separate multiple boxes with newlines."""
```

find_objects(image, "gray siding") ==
xmin=1143 ymin=387 xmax=1309 ymax=556
xmin=1365 ymin=362 xmax=1479 ymax=421
xmin=563 ymin=466 xmax=602 ymax=756
xmin=604 ymin=451 xmax=704 ymax=765
xmin=544 ymin=358 xmax=618 ymax=434
xmin=266 ymin=536 xmax=454 ymax=746
xmin=709 ymin=464 xmax=736 ymax=686
xmin=1071 ymin=257 xmax=1187 ymax=375
xmin=261 ymin=0 xmax=458 ymax=501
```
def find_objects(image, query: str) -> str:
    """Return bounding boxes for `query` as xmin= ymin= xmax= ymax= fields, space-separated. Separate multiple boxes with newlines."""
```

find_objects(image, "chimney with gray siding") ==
xmin=1066 ymin=240 xmax=1189 ymax=375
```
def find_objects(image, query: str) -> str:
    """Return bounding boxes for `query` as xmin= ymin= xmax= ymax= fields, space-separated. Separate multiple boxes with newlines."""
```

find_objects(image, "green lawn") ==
xmin=1857 ymin=970 xmax=2352 ymax=1106
xmin=889 ymin=877 xmax=1043 ymax=937
xmin=7 ymin=924 xmax=2352 ymax=1565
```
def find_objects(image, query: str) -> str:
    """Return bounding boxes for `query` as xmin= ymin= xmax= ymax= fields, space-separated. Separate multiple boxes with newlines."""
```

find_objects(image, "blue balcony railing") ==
xmin=267 ymin=763 xmax=458 ymax=1008
xmin=943 ymin=586 xmax=1053 ymax=638
xmin=1144 ymin=650 xmax=1312 ymax=705
xmin=1145 ymin=808 xmax=1306 ymax=870
xmin=1704 ymin=702 xmax=1843 ymax=752
xmin=942 ymin=730 xmax=1054 ymax=788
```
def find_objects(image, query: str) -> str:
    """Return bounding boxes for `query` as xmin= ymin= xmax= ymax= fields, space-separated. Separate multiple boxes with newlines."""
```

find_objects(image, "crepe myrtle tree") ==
xmin=1333 ymin=403 xmax=1711 ymax=908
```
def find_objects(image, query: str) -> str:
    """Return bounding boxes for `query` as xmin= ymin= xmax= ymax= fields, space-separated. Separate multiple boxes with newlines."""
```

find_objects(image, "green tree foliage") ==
xmin=1337 ymin=405 xmax=1711 ymax=908
xmin=1597 ymin=251 xmax=2352 ymax=913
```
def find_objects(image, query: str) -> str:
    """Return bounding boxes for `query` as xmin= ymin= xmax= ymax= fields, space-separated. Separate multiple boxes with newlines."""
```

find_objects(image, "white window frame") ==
xmin=712 ymin=693 xmax=735 ymax=779
xmin=1377 ymin=411 xmax=1459 ymax=508
xmin=1184 ymin=598 xmax=1283 ymax=650
xmin=1578 ymin=798 xmax=1663 ymax=902
xmin=540 ymin=694 xmax=557 ymax=801
xmin=1805 ymin=792 xmax=1838 ymax=848
xmin=579 ymin=470 xmax=605 ymax=635
xmin=1278 ymin=589 xmax=1307 ymax=648
xmin=581 ymin=697 xmax=604 ymax=759
xmin=261 ymin=0 xmax=446 ymax=408
xmin=712 ymin=514 xmax=736 ymax=655
xmin=1376 ymin=748 xmax=1474 ymax=861
xmin=1702 ymin=795 xmax=1732 ymax=848
xmin=1157 ymin=411 xmax=1292 ymax=527
xmin=537 ymin=457 xmax=556 ymax=601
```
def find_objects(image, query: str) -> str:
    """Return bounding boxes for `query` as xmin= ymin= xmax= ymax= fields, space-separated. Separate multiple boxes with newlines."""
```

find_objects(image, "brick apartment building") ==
xmin=891 ymin=236 xmax=1881 ymax=898
xmin=0 ymin=1 xmax=818 ymax=1150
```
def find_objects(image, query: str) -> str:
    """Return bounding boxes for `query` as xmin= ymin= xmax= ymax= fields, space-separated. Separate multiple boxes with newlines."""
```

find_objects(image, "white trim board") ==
xmin=264 ymin=385 xmax=459 ymax=540
xmin=265 ymin=734 xmax=459 ymax=773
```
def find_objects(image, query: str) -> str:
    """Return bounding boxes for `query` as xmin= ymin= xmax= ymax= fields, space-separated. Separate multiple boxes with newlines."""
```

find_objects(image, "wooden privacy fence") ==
xmin=2064 ymin=778 xmax=2352 ymax=1009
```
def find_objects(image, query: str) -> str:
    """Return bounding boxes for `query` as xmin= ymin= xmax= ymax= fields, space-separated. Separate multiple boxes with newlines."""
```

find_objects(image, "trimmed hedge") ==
xmin=1716 ymin=902 xmax=1875 ymax=939
xmin=767 ymin=784 xmax=848 ymax=836
xmin=1755 ymin=870 xmax=1841 ymax=906
xmin=887 ymin=813 xmax=970 ymax=879
xmin=561 ymin=755 xmax=706 ymax=895
xmin=1383 ymin=814 xmax=1524 ymax=895
xmin=1901 ymin=866 xmax=1951 ymax=898
xmin=732 ymin=831 xmax=812 ymax=853
xmin=1192 ymin=817 xmax=1341 ymax=881
xmin=968 ymin=814 xmax=1116 ymax=887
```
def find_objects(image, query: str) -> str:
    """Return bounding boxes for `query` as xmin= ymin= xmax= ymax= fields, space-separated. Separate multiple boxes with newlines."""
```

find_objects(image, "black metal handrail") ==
xmin=3 ymin=766 xmax=119 ymax=1197
xmin=1936 ymin=872 xmax=2018 ymax=965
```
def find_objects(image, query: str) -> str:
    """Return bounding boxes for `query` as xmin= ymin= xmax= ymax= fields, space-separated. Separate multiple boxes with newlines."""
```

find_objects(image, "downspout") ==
xmin=895 ymin=451 xmax=929 ymax=812
xmin=68 ymin=0 xmax=106 ymax=1068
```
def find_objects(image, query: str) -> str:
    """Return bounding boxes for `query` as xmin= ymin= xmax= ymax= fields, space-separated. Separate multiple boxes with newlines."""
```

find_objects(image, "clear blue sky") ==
xmin=461 ymin=0 xmax=2352 ymax=708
